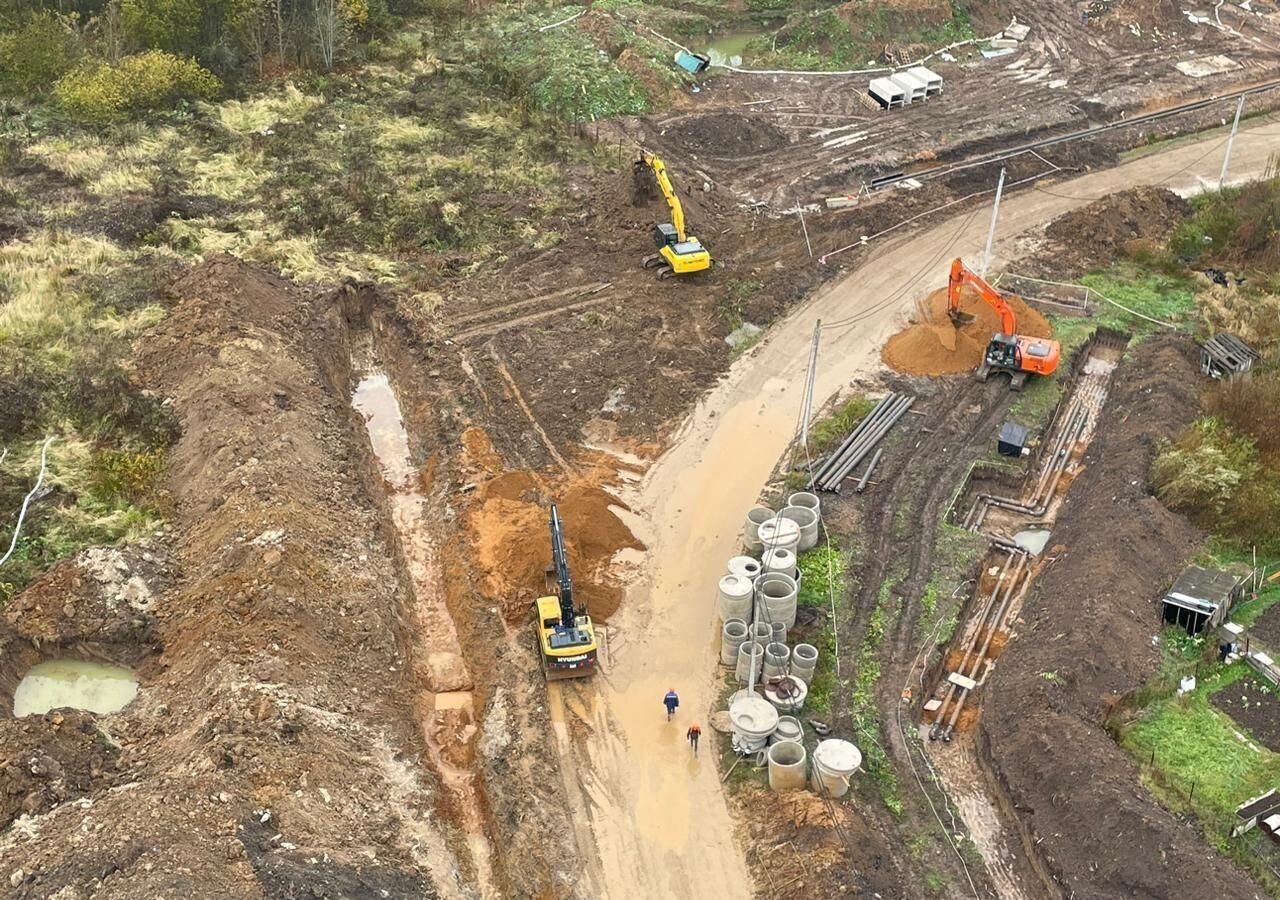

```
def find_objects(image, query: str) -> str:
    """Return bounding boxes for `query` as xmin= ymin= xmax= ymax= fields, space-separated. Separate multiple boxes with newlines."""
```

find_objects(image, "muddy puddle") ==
xmin=351 ymin=349 xmax=496 ymax=898
xmin=14 ymin=660 xmax=138 ymax=718
xmin=1012 ymin=528 xmax=1051 ymax=555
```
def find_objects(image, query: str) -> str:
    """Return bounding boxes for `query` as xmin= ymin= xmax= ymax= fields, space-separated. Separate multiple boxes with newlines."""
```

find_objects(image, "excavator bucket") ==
xmin=947 ymin=308 xmax=975 ymax=327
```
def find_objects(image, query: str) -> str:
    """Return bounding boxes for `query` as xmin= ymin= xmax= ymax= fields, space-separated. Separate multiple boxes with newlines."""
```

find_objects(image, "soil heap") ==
xmin=882 ymin=286 xmax=1052 ymax=375
xmin=1038 ymin=186 xmax=1191 ymax=277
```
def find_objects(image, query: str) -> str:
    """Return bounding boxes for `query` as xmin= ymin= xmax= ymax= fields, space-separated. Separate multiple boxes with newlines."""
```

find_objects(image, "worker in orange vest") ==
xmin=686 ymin=723 xmax=702 ymax=755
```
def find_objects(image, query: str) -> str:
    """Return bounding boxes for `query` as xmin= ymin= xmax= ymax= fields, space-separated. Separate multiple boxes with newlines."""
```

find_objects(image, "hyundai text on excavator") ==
xmin=634 ymin=152 xmax=713 ymax=279
xmin=947 ymin=257 xmax=1061 ymax=391
xmin=534 ymin=504 xmax=598 ymax=680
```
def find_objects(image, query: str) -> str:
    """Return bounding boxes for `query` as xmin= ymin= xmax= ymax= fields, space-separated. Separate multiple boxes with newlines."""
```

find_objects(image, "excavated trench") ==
xmin=336 ymin=292 xmax=500 ymax=899
xmin=917 ymin=329 xmax=1128 ymax=900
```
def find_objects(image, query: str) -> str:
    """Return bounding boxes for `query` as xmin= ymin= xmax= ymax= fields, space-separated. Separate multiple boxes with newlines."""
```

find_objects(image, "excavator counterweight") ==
xmin=634 ymin=153 xmax=713 ymax=279
xmin=946 ymin=258 xmax=1061 ymax=390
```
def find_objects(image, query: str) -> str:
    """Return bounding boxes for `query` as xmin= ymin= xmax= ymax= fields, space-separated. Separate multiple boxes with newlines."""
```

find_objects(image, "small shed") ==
xmin=1201 ymin=333 xmax=1258 ymax=379
xmin=889 ymin=70 xmax=928 ymax=103
xmin=906 ymin=65 xmax=943 ymax=95
xmin=1161 ymin=565 xmax=1246 ymax=635
xmin=868 ymin=77 xmax=905 ymax=109
xmin=1233 ymin=789 xmax=1280 ymax=837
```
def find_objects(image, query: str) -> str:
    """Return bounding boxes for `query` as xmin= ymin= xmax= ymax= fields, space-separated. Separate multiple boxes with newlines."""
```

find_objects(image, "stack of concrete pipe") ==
xmin=729 ymin=694 xmax=779 ymax=754
xmin=810 ymin=739 xmax=862 ymax=798
xmin=767 ymin=740 xmax=808 ymax=791
xmin=756 ymin=572 xmax=798 ymax=629
xmin=758 ymin=517 xmax=801 ymax=554
xmin=808 ymin=392 xmax=915 ymax=493
xmin=735 ymin=641 xmax=765 ymax=682
xmin=789 ymin=642 xmax=818 ymax=684
xmin=727 ymin=555 xmax=762 ymax=580
xmin=742 ymin=506 xmax=774 ymax=553
xmin=762 ymin=546 xmax=797 ymax=580
xmin=720 ymin=618 xmax=748 ymax=665
xmin=717 ymin=574 xmax=754 ymax=622
xmin=762 ymin=642 xmax=791 ymax=679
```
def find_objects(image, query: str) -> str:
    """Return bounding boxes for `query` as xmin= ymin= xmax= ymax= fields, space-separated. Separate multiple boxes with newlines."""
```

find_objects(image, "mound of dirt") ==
xmin=980 ymin=335 xmax=1264 ymax=899
xmin=667 ymin=113 xmax=791 ymax=158
xmin=1042 ymin=186 xmax=1191 ymax=276
xmin=468 ymin=477 xmax=644 ymax=623
xmin=882 ymin=286 xmax=1052 ymax=375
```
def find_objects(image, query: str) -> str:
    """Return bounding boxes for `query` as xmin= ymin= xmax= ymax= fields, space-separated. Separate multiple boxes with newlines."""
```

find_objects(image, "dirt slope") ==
xmin=979 ymin=336 xmax=1263 ymax=899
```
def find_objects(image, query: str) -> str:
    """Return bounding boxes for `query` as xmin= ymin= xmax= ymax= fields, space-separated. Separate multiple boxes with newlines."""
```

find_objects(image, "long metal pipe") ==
xmin=809 ymin=393 xmax=899 ymax=486
xmin=819 ymin=395 xmax=914 ymax=491
xmin=854 ymin=448 xmax=883 ymax=493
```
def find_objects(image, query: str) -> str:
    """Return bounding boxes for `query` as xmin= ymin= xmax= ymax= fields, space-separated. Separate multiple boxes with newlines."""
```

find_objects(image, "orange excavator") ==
xmin=947 ymin=258 xmax=1060 ymax=391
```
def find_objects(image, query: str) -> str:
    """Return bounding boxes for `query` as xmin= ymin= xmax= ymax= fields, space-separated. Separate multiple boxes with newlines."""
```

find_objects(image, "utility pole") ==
xmin=980 ymin=167 xmax=1006 ymax=278
xmin=800 ymin=320 xmax=821 ymax=452
xmin=797 ymin=204 xmax=813 ymax=259
xmin=1219 ymin=95 xmax=1245 ymax=190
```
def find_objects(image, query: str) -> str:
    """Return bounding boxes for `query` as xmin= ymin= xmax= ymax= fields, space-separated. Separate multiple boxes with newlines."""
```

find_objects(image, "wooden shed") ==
xmin=1161 ymin=565 xmax=1246 ymax=635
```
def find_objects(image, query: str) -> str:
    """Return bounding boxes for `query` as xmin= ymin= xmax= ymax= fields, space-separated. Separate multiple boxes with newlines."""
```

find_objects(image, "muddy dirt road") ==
xmin=555 ymin=123 xmax=1280 ymax=900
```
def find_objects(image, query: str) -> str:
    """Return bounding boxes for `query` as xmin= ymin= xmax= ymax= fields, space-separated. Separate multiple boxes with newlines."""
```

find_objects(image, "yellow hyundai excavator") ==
xmin=534 ymin=504 xmax=598 ymax=680
xmin=634 ymin=153 xmax=713 ymax=279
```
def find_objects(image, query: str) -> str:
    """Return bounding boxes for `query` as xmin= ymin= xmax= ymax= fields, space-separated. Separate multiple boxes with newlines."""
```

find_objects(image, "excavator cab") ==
xmin=985 ymin=333 xmax=1020 ymax=370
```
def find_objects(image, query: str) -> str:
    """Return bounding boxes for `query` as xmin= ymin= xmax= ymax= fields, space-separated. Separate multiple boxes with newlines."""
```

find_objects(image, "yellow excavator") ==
xmin=534 ymin=504 xmax=598 ymax=680
xmin=634 ymin=153 xmax=713 ymax=279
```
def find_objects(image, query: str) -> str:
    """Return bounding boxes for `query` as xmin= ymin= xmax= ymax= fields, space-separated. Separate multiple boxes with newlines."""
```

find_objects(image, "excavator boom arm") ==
xmin=948 ymin=258 xmax=1017 ymax=335
xmin=640 ymin=153 xmax=687 ymax=242
xmin=548 ymin=504 xmax=575 ymax=630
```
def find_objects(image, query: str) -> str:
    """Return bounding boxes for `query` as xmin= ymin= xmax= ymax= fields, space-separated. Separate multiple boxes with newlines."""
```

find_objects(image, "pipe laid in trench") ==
xmin=942 ymin=554 xmax=1033 ymax=741
xmin=929 ymin=548 xmax=1020 ymax=740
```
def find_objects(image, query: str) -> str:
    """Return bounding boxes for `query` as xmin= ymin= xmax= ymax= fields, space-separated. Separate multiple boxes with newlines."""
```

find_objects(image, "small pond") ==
xmin=13 ymin=660 xmax=139 ymax=718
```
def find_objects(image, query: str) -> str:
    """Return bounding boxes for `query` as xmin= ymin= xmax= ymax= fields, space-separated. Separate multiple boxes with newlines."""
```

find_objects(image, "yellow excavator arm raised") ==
xmin=634 ymin=152 xmax=712 ymax=279
xmin=640 ymin=153 xmax=688 ymax=242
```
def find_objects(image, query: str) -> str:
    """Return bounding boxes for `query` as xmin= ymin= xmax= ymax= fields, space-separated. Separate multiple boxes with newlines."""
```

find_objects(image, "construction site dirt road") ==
xmin=555 ymin=121 xmax=1280 ymax=900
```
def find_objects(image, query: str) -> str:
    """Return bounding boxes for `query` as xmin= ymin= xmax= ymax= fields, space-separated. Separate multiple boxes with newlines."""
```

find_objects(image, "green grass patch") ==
xmin=796 ymin=542 xmax=847 ymax=719
xmin=851 ymin=572 xmax=903 ymax=815
xmin=810 ymin=395 xmax=874 ymax=456
xmin=1079 ymin=262 xmax=1198 ymax=335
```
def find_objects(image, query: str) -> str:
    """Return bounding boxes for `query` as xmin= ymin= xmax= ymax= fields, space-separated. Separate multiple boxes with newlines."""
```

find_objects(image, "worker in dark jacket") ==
xmin=686 ymin=723 xmax=702 ymax=754
xmin=663 ymin=688 xmax=679 ymax=721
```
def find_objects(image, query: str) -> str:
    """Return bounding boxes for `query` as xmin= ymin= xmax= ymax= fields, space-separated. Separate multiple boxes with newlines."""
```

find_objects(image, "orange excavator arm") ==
xmin=948 ymin=258 xmax=1017 ymax=335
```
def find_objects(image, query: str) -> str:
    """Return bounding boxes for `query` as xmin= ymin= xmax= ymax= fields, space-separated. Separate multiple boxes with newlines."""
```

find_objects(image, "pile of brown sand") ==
xmin=882 ymin=286 xmax=1052 ymax=376
xmin=467 ymin=477 xmax=644 ymax=623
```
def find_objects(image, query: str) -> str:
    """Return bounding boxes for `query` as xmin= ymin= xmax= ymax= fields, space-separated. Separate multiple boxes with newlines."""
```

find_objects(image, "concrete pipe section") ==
xmin=767 ymin=740 xmax=808 ymax=791
xmin=790 ymin=642 xmax=818 ymax=684
xmin=748 ymin=622 xmax=772 ymax=643
xmin=757 ymin=575 xmax=798 ymax=629
xmin=773 ymin=715 xmax=803 ymax=743
xmin=763 ymin=642 xmax=791 ymax=679
xmin=727 ymin=555 xmax=762 ymax=580
xmin=811 ymin=739 xmax=862 ymax=799
xmin=764 ymin=675 xmax=808 ymax=713
xmin=743 ymin=506 xmax=775 ymax=553
xmin=720 ymin=618 xmax=748 ymax=666
xmin=735 ymin=641 xmax=766 ymax=682
xmin=780 ymin=505 xmax=820 ymax=552
xmin=787 ymin=491 xmax=821 ymax=521
xmin=757 ymin=517 xmax=801 ymax=553
xmin=769 ymin=621 xmax=787 ymax=645
xmin=762 ymin=547 xmax=798 ymax=579
xmin=717 ymin=574 xmax=754 ymax=621
xmin=729 ymin=694 xmax=779 ymax=754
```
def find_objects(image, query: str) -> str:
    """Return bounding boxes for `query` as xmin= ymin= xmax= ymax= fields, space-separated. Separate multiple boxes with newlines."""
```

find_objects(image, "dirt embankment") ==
xmin=0 ymin=258 xmax=450 ymax=898
xmin=978 ymin=335 xmax=1264 ymax=899
xmin=882 ymin=285 xmax=1052 ymax=375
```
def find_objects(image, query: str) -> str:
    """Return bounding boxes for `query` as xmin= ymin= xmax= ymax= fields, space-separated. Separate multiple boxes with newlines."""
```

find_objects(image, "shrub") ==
xmin=0 ymin=12 xmax=81 ymax=96
xmin=121 ymin=0 xmax=204 ymax=56
xmin=1204 ymin=373 xmax=1280 ymax=454
xmin=1152 ymin=418 xmax=1256 ymax=518
xmin=53 ymin=51 xmax=221 ymax=122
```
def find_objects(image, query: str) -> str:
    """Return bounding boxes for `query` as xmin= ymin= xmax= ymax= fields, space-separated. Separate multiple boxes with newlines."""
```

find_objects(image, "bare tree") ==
xmin=312 ymin=0 xmax=340 ymax=71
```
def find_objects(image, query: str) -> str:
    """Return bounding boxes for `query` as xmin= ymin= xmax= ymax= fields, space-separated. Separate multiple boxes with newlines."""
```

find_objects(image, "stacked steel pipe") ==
xmin=808 ymin=393 xmax=915 ymax=493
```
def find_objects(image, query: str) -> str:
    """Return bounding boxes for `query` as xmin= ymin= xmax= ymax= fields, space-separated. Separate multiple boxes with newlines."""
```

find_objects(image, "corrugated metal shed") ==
xmin=1201 ymin=332 xmax=1259 ymax=379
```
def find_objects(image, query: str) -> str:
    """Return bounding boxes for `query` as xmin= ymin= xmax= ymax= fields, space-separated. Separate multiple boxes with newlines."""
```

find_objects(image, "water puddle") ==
xmin=701 ymin=31 xmax=764 ymax=66
xmin=1012 ymin=528 xmax=1051 ymax=556
xmin=351 ymin=361 xmax=496 ymax=898
xmin=14 ymin=660 xmax=138 ymax=717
